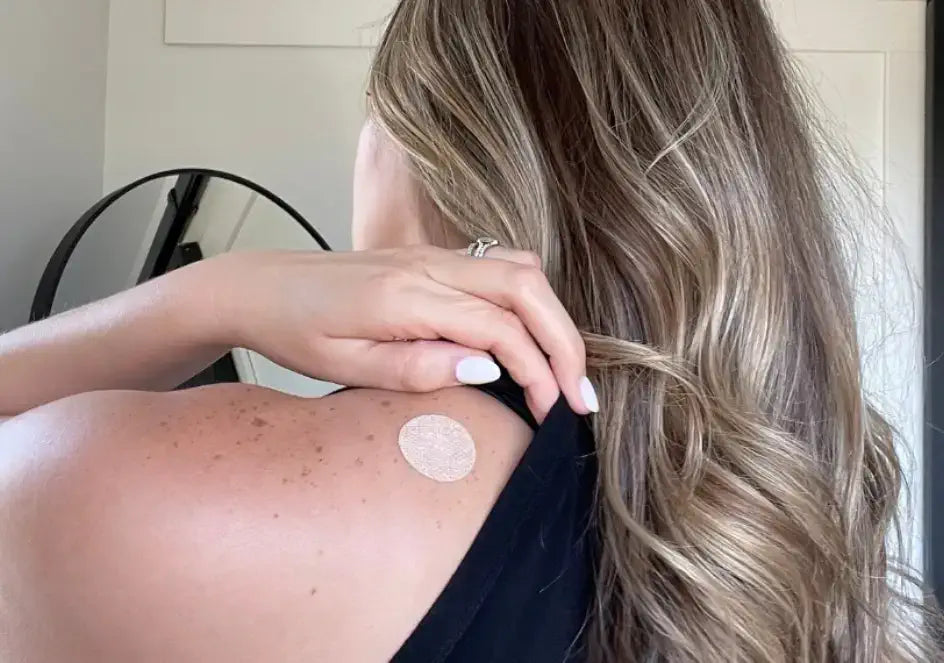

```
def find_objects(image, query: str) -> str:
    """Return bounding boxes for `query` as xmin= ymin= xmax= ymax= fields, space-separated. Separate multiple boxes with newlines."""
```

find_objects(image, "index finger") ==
xmin=428 ymin=247 xmax=595 ymax=415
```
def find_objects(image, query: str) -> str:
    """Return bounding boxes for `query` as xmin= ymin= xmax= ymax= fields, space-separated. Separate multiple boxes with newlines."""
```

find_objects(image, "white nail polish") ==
xmin=456 ymin=357 xmax=501 ymax=385
xmin=580 ymin=377 xmax=600 ymax=413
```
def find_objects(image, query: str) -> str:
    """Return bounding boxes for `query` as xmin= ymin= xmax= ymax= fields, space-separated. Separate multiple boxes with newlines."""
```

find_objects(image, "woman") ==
xmin=1 ymin=0 xmax=940 ymax=661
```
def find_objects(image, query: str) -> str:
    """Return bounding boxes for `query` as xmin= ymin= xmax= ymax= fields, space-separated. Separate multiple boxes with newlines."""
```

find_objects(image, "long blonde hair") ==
xmin=367 ymin=1 xmax=943 ymax=660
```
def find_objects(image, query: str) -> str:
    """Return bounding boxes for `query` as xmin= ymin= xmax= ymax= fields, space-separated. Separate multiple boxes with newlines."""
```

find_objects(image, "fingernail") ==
xmin=579 ymin=377 xmax=600 ymax=413
xmin=456 ymin=357 xmax=502 ymax=385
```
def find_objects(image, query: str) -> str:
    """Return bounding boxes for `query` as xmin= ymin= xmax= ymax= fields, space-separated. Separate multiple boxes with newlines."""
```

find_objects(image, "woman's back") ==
xmin=0 ymin=369 xmax=596 ymax=662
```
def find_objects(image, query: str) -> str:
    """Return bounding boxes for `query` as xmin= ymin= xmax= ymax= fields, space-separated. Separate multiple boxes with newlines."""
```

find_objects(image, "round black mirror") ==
xmin=32 ymin=168 xmax=336 ymax=395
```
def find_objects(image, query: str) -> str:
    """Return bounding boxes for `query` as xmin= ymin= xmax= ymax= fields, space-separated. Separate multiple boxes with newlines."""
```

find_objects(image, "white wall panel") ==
xmin=165 ymin=0 xmax=396 ymax=47
xmin=786 ymin=0 xmax=925 ymax=570
xmin=767 ymin=0 xmax=924 ymax=52
xmin=794 ymin=52 xmax=887 ymax=186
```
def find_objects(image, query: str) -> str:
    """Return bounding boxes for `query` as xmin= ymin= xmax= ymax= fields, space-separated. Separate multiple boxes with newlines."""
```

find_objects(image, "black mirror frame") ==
xmin=30 ymin=167 xmax=332 ymax=323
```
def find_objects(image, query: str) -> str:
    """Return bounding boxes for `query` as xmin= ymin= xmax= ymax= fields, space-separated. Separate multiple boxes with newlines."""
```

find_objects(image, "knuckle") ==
xmin=574 ymin=333 xmax=587 ymax=361
xmin=494 ymin=308 xmax=528 ymax=342
xmin=396 ymin=352 xmax=435 ymax=392
xmin=521 ymin=250 xmax=543 ymax=269
xmin=569 ymin=334 xmax=588 ymax=369
xmin=510 ymin=265 xmax=547 ymax=299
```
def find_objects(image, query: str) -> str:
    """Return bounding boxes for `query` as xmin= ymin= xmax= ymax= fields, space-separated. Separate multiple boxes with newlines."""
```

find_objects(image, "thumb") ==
xmin=360 ymin=340 xmax=501 ymax=393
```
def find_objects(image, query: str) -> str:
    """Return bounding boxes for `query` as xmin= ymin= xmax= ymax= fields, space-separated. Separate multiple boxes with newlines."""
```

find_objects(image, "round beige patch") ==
xmin=398 ymin=414 xmax=476 ymax=483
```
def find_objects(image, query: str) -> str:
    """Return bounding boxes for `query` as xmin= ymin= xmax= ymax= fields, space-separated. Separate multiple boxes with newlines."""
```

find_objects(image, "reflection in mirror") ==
xmin=179 ymin=177 xmax=339 ymax=397
xmin=54 ymin=178 xmax=176 ymax=315
xmin=47 ymin=172 xmax=338 ymax=398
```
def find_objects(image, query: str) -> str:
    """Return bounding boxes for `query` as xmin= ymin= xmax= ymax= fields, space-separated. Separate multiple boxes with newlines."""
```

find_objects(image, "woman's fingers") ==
xmin=436 ymin=248 xmax=593 ymax=414
xmin=431 ymin=297 xmax=562 ymax=419
xmin=234 ymin=246 xmax=592 ymax=420
xmin=367 ymin=259 xmax=563 ymax=419
xmin=315 ymin=337 xmax=556 ymax=423
xmin=325 ymin=338 xmax=494 ymax=390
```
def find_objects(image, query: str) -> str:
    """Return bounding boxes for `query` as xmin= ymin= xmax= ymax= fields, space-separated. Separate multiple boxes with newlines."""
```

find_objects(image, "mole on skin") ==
xmin=398 ymin=415 xmax=476 ymax=483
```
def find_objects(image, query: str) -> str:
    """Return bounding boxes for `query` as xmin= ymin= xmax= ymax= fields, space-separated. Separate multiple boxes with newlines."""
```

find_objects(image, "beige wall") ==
xmin=0 ymin=0 xmax=110 ymax=329
xmin=777 ymin=0 xmax=926 ymax=571
xmin=103 ymin=0 xmax=377 ymax=251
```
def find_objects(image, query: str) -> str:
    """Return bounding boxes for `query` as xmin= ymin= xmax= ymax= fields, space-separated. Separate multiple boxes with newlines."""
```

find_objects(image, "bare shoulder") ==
xmin=0 ymin=383 xmax=533 ymax=663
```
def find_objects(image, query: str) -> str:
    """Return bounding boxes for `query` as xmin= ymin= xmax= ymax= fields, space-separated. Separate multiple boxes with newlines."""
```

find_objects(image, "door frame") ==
xmin=925 ymin=0 xmax=943 ymax=610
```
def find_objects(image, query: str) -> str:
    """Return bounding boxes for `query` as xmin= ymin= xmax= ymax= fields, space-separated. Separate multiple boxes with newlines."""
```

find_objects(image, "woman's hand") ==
xmin=207 ymin=246 xmax=595 ymax=421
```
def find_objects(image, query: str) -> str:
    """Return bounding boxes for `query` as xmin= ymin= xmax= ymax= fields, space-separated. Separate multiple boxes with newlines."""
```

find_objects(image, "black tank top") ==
xmin=390 ymin=367 xmax=599 ymax=662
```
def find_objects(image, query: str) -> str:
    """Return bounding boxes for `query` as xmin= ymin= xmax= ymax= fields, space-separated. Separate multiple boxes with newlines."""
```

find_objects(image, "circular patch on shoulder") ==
xmin=398 ymin=414 xmax=476 ymax=483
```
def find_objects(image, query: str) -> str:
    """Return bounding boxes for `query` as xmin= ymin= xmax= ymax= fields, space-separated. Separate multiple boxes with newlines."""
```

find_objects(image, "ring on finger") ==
xmin=467 ymin=237 xmax=500 ymax=259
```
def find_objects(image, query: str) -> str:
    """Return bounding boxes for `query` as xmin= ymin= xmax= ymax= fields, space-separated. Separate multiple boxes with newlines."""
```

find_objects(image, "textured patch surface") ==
xmin=398 ymin=415 xmax=476 ymax=483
